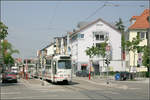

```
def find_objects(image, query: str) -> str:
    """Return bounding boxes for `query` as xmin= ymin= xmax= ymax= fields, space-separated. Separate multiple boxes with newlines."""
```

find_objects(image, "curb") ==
xmin=74 ymin=77 xmax=128 ymax=89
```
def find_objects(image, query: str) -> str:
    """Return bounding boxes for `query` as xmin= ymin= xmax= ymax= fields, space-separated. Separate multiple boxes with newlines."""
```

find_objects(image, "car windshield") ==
xmin=58 ymin=60 xmax=71 ymax=69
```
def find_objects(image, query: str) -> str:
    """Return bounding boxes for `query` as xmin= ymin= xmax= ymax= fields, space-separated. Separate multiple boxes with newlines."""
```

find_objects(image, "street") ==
xmin=0 ymin=77 xmax=149 ymax=100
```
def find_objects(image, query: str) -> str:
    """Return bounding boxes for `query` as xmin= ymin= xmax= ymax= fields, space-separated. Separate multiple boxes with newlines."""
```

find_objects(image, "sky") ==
xmin=1 ymin=0 xmax=149 ymax=59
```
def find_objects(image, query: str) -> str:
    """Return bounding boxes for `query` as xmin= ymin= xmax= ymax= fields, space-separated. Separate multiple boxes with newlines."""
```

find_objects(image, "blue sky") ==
xmin=1 ymin=1 xmax=149 ymax=59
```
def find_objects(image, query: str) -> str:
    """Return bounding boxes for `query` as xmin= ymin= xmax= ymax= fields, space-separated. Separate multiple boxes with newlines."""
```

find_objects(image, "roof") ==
xmin=70 ymin=18 xmax=121 ymax=36
xmin=40 ymin=42 xmax=55 ymax=51
xmin=129 ymin=9 xmax=150 ymax=30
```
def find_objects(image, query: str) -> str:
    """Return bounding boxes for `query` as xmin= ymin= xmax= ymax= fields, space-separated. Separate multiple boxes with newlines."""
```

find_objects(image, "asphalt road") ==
xmin=0 ymin=77 xmax=149 ymax=100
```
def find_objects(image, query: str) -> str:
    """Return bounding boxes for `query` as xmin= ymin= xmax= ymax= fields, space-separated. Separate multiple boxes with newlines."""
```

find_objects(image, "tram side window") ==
xmin=46 ymin=59 xmax=51 ymax=69
xmin=53 ymin=61 xmax=57 ymax=74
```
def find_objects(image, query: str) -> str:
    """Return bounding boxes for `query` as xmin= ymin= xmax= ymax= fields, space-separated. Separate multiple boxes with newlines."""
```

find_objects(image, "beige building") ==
xmin=126 ymin=9 xmax=150 ymax=72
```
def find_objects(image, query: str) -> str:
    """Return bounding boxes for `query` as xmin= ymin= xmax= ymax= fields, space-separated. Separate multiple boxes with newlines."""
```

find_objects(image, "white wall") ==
xmin=46 ymin=45 xmax=54 ymax=56
xmin=70 ymin=20 xmax=122 ymax=71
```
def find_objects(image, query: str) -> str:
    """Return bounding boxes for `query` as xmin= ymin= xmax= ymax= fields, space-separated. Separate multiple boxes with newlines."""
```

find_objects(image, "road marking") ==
xmin=12 ymin=95 xmax=58 ymax=99
xmin=1 ymin=92 xmax=20 ymax=95
xmin=103 ymin=91 xmax=120 ymax=94
xmin=129 ymin=87 xmax=140 ymax=90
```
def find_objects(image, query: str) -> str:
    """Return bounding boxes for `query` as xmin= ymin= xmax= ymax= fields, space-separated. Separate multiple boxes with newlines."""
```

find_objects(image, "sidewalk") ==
xmin=73 ymin=76 xmax=127 ymax=89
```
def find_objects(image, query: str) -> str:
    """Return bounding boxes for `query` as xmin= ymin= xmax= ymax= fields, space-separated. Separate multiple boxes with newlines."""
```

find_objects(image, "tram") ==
xmin=39 ymin=55 xmax=72 ymax=83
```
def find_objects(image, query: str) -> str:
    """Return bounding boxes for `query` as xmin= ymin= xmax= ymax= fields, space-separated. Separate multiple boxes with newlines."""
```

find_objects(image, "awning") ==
xmin=81 ymin=64 xmax=88 ymax=66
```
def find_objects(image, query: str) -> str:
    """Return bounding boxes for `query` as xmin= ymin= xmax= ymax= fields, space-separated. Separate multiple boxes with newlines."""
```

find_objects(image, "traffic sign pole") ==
xmin=105 ymin=45 xmax=111 ymax=84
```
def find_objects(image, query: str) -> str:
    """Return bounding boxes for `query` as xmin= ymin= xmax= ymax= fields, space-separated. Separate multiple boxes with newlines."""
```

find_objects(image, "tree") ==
xmin=0 ymin=22 xmax=8 ymax=72
xmin=96 ymin=42 xmax=107 ymax=73
xmin=85 ymin=41 xmax=107 ymax=76
xmin=1 ymin=40 xmax=19 ymax=66
xmin=125 ymin=34 xmax=143 ymax=72
xmin=115 ymin=18 xmax=126 ymax=71
xmin=85 ymin=46 xmax=96 ymax=79
xmin=0 ymin=21 xmax=8 ymax=40
xmin=115 ymin=18 xmax=125 ymax=54
xmin=85 ymin=46 xmax=96 ymax=58
xmin=142 ymin=46 xmax=150 ymax=77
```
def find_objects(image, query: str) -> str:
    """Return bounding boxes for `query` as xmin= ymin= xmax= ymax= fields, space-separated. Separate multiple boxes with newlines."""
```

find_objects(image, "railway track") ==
xmin=58 ymin=82 xmax=112 ymax=100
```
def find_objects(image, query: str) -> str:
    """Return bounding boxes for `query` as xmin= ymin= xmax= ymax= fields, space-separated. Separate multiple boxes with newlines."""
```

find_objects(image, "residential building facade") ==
xmin=69 ymin=18 xmax=123 ymax=74
xmin=126 ymin=9 xmax=150 ymax=72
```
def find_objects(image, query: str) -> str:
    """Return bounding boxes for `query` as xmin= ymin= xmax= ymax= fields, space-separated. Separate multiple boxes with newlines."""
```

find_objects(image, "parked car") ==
xmin=76 ymin=70 xmax=89 ymax=77
xmin=2 ymin=71 xmax=18 ymax=83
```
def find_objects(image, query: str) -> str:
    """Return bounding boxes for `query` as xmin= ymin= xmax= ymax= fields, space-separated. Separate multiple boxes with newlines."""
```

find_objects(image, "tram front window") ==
xmin=58 ymin=60 xmax=71 ymax=69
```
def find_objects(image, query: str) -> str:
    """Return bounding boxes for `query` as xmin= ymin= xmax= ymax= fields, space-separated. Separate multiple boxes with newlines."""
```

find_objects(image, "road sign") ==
xmin=138 ymin=53 xmax=142 ymax=66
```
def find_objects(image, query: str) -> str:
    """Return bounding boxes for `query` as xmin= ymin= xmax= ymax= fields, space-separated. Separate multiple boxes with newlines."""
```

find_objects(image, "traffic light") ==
xmin=105 ymin=59 xmax=110 ymax=65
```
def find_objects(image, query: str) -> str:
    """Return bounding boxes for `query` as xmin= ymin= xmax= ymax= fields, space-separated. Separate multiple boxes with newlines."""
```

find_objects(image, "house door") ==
xmin=81 ymin=66 xmax=86 ymax=71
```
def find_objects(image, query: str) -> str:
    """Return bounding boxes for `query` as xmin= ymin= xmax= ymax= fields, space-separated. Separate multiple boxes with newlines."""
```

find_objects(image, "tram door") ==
xmin=52 ymin=61 xmax=57 ymax=82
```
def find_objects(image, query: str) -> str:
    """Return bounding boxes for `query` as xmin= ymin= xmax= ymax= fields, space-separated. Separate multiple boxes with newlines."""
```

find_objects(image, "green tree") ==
xmin=115 ymin=18 xmax=125 ymax=53
xmin=85 ymin=46 xmax=96 ymax=78
xmin=85 ymin=46 xmax=96 ymax=58
xmin=1 ymin=40 xmax=19 ymax=66
xmin=85 ymin=41 xmax=107 ymax=76
xmin=142 ymin=46 xmax=150 ymax=77
xmin=125 ymin=34 xmax=143 ymax=71
xmin=0 ymin=22 xmax=8 ymax=72
xmin=115 ymin=18 xmax=126 ymax=71
xmin=96 ymin=42 xmax=107 ymax=71
xmin=0 ymin=21 xmax=8 ymax=40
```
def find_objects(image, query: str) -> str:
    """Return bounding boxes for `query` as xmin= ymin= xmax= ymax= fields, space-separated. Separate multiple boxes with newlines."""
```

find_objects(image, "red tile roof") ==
xmin=129 ymin=9 xmax=150 ymax=29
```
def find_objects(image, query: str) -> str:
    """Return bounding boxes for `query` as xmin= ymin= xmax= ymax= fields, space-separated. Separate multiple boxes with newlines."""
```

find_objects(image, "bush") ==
xmin=146 ymin=71 xmax=150 ymax=77
xmin=136 ymin=71 xmax=149 ymax=78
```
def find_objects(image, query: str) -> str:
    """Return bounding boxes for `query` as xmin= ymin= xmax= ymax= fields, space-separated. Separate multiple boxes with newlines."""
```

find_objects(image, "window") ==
xmin=137 ymin=32 xmax=145 ymax=39
xmin=95 ymin=35 xmax=99 ymax=40
xmin=146 ymin=32 xmax=148 ymax=39
xmin=81 ymin=34 xmax=84 ymax=38
xmin=46 ymin=59 xmax=51 ymax=68
xmin=93 ymin=31 xmax=106 ymax=41
xmin=58 ymin=60 xmax=71 ymax=69
xmin=95 ymin=34 xmax=105 ymax=41
xmin=96 ymin=43 xmax=101 ymax=48
xmin=141 ymin=32 xmax=145 ymax=39
xmin=100 ymin=35 xmax=104 ymax=40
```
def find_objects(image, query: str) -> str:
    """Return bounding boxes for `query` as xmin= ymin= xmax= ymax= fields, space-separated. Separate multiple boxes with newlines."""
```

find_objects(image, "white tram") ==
xmin=39 ymin=55 xmax=72 ymax=83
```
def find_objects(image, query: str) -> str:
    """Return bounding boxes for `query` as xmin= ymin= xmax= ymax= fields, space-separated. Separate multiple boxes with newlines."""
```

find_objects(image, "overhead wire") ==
xmin=85 ymin=1 xmax=107 ymax=20
xmin=49 ymin=1 xmax=61 ymax=28
xmin=85 ymin=1 xmax=148 ymax=21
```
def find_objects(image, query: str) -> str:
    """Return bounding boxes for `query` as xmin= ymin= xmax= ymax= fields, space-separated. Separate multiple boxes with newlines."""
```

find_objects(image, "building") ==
xmin=126 ymin=9 xmax=150 ymax=72
xmin=69 ymin=18 xmax=122 ymax=74
xmin=40 ymin=36 xmax=68 ymax=57
xmin=54 ymin=36 xmax=68 ymax=55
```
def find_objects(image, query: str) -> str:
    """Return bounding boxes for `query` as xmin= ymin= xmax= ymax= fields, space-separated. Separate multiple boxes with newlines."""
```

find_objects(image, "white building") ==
xmin=69 ymin=18 xmax=123 ymax=74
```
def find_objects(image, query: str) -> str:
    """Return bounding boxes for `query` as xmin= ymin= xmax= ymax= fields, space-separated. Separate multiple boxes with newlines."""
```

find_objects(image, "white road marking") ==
xmin=1 ymin=92 xmax=20 ymax=95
